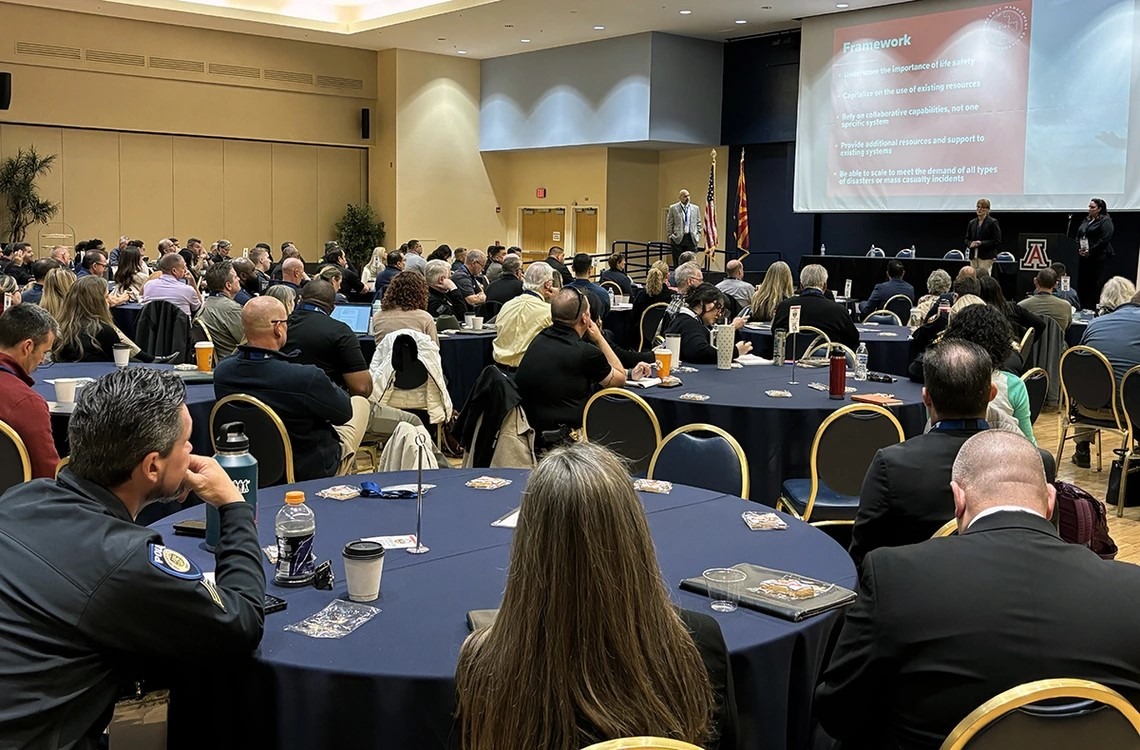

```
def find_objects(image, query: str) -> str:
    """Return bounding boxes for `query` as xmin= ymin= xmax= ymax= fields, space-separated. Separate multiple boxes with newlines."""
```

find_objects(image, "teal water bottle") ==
xmin=206 ymin=422 xmax=259 ymax=551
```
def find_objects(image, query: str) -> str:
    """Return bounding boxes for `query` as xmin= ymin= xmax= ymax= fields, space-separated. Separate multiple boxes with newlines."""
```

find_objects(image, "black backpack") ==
xmin=1054 ymin=480 xmax=1117 ymax=560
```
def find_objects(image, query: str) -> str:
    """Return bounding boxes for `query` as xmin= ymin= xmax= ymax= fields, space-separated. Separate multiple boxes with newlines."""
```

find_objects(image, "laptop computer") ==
xmin=330 ymin=303 xmax=373 ymax=335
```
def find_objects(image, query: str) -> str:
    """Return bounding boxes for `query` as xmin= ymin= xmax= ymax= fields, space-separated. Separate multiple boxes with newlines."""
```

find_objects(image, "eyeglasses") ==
xmin=270 ymin=319 xmax=288 ymax=326
xmin=568 ymin=286 xmax=587 ymax=320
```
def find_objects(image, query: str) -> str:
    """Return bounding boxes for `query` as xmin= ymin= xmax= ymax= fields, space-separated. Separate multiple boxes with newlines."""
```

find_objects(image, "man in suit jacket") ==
xmin=859 ymin=259 xmax=915 ymax=315
xmin=817 ymin=430 xmax=1140 ymax=750
xmin=849 ymin=340 xmax=1056 ymax=568
xmin=666 ymin=189 xmax=703 ymax=266
xmin=772 ymin=264 xmax=858 ymax=350
xmin=964 ymin=197 xmax=1002 ymax=272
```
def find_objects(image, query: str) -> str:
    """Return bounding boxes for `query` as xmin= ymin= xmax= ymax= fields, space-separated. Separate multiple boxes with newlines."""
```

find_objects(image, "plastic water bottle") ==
xmin=206 ymin=422 xmax=258 ymax=552
xmin=372 ymin=298 xmax=383 ymax=317
xmin=855 ymin=342 xmax=869 ymax=381
xmin=910 ymin=244 xmax=916 ymax=254
xmin=609 ymin=289 xmax=616 ymax=308
xmin=275 ymin=491 xmax=316 ymax=586
xmin=820 ymin=243 xmax=827 ymax=256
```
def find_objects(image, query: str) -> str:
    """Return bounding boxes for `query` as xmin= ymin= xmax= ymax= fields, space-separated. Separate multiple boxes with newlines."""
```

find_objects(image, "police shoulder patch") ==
xmin=147 ymin=544 xmax=203 ymax=581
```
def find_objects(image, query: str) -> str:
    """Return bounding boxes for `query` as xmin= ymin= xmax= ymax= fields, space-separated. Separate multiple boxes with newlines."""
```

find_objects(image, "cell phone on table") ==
xmin=263 ymin=594 xmax=288 ymax=614
xmin=172 ymin=519 xmax=207 ymax=538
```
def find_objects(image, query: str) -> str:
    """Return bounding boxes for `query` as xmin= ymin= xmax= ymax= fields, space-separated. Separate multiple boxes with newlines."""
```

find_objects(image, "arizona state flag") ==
xmin=735 ymin=148 xmax=750 ymax=257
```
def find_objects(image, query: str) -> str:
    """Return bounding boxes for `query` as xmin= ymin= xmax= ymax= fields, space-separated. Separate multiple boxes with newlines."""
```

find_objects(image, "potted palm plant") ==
xmin=335 ymin=203 xmax=385 ymax=270
xmin=0 ymin=147 xmax=60 ymax=243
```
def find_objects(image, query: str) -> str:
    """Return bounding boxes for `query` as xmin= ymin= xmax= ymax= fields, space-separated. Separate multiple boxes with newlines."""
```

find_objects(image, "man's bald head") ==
xmin=957 ymin=265 xmax=976 ymax=280
xmin=242 ymin=296 xmax=288 ymax=350
xmin=951 ymin=431 xmax=1054 ymax=529
xmin=281 ymin=257 xmax=304 ymax=283
xmin=726 ymin=260 xmax=744 ymax=279
xmin=550 ymin=287 xmax=590 ymax=326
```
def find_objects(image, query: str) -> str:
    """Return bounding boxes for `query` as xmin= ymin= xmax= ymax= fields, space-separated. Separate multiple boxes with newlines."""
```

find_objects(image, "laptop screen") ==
xmin=330 ymin=303 xmax=372 ymax=335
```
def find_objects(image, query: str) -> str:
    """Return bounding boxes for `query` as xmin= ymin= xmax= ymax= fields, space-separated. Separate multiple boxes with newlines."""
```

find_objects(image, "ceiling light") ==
xmin=520 ymin=38 xmax=531 ymax=43
xmin=836 ymin=3 xmax=850 ymax=7
xmin=594 ymin=25 xmax=605 ymax=30
xmin=679 ymin=9 xmax=692 ymax=15
xmin=457 ymin=50 xmax=467 ymax=54
xmin=735 ymin=19 xmax=747 ymax=24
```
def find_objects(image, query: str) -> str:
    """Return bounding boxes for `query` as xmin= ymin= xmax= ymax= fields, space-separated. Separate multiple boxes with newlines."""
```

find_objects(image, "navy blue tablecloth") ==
xmin=360 ymin=331 xmax=495 ymax=410
xmin=634 ymin=364 xmax=927 ymax=504
xmin=738 ymin=322 xmax=913 ymax=377
xmin=1066 ymin=317 xmax=1090 ymax=347
xmin=604 ymin=306 xmax=634 ymax=347
xmin=157 ymin=469 xmax=855 ymax=750
xmin=111 ymin=303 xmax=144 ymax=340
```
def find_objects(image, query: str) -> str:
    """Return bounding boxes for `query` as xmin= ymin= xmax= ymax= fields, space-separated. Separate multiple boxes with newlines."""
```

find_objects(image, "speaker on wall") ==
xmin=360 ymin=108 xmax=371 ymax=140
xmin=0 ymin=73 xmax=11 ymax=111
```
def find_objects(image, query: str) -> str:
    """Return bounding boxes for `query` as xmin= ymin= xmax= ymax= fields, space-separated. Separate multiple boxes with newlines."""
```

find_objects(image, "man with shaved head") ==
xmin=816 ymin=430 xmax=1140 ymax=749
xmin=213 ymin=296 xmax=370 ymax=480
xmin=715 ymin=259 xmax=755 ymax=308
xmin=284 ymin=279 xmax=372 ymax=398
xmin=277 ymin=257 xmax=306 ymax=292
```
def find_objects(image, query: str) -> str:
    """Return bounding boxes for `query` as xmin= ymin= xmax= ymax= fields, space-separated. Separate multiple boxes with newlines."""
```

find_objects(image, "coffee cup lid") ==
xmin=343 ymin=540 xmax=385 ymax=559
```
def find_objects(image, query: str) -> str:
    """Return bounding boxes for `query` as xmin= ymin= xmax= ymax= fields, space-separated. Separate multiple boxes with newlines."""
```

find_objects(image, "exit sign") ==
xmin=536 ymin=187 xmax=546 ymax=199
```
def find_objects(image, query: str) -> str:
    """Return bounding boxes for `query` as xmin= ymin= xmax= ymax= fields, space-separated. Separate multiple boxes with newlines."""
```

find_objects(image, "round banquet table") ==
xmin=110 ymin=302 xmax=144 ymax=339
xmin=738 ymin=322 xmax=913 ymax=377
xmin=1066 ymin=313 xmax=1092 ymax=347
xmin=156 ymin=468 xmax=856 ymax=750
xmin=634 ymin=363 xmax=927 ymax=505
xmin=604 ymin=304 xmax=635 ymax=346
xmin=359 ymin=330 xmax=495 ymax=409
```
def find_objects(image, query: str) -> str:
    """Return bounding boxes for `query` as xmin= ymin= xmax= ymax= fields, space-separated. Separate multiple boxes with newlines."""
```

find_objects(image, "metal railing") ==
xmin=608 ymin=240 xmax=674 ymax=284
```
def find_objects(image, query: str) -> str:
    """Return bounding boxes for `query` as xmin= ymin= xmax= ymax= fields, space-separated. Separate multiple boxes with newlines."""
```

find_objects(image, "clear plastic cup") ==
xmin=703 ymin=567 xmax=747 ymax=612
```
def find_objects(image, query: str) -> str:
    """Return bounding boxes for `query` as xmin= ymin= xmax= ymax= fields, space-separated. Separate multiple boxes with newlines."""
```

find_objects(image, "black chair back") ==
xmin=649 ymin=426 xmax=749 ymax=499
xmin=815 ymin=406 xmax=904 ymax=497
xmin=885 ymin=295 xmax=912 ymax=322
xmin=789 ymin=325 xmax=830 ymax=360
xmin=638 ymin=302 xmax=669 ymax=351
xmin=210 ymin=396 xmax=293 ymax=487
xmin=0 ymin=420 xmax=31 ymax=495
xmin=582 ymin=389 xmax=661 ymax=476
xmin=1061 ymin=346 xmax=1115 ymax=412
xmin=136 ymin=300 xmax=190 ymax=363
xmin=478 ymin=300 xmax=503 ymax=320
xmin=392 ymin=334 xmax=429 ymax=390
xmin=1123 ymin=367 xmax=1140 ymax=440
xmin=1022 ymin=368 xmax=1049 ymax=425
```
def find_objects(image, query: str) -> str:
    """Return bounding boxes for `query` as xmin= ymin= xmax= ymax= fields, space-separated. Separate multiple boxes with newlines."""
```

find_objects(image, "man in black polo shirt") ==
xmin=515 ymin=287 xmax=627 ymax=443
xmin=485 ymin=254 xmax=524 ymax=308
xmin=284 ymin=280 xmax=373 ymax=399
xmin=214 ymin=297 xmax=371 ymax=479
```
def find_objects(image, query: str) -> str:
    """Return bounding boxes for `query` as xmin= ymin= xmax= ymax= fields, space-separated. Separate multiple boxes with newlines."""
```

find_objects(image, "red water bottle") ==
xmin=829 ymin=352 xmax=846 ymax=400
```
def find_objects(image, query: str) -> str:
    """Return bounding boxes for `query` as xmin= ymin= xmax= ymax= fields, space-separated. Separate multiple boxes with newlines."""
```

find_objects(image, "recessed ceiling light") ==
xmin=457 ymin=50 xmax=467 ymax=54
xmin=735 ymin=19 xmax=747 ymax=24
xmin=593 ymin=25 xmax=605 ymax=30
xmin=679 ymin=9 xmax=692 ymax=15
xmin=520 ymin=38 xmax=531 ymax=43
xmin=836 ymin=3 xmax=850 ymax=7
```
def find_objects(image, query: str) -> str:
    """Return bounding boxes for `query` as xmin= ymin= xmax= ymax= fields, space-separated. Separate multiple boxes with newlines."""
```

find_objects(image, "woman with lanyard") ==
xmin=662 ymin=283 xmax=752 ymax=364
xmin=1075 ymin=197 xmax=1114 ymax=312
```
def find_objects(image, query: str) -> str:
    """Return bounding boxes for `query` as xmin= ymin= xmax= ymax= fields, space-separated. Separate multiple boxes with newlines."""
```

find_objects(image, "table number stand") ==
xmin=407 ymin=434 xmax=430 ymax=555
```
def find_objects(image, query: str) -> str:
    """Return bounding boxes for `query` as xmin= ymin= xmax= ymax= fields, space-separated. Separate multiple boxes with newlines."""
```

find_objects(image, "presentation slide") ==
xmin=795 ymin=0 xmax=1140 ymax=212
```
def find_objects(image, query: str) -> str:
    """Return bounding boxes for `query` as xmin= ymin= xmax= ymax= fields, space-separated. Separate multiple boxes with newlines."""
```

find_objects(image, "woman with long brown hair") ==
xmin=748 ymin=260 xmax=795 ymax=322
xmin=455 ymin=441 xmax=736 ymax=750
xmin=54 ymin=276 xmax=151 ymax=362
xmin=111 ymin=245 xmax=151 ymax=300
xmin=39 ymin=267 xmax=76 ymax=322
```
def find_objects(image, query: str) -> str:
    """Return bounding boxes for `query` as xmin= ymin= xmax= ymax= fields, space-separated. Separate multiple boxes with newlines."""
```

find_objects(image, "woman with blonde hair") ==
xmin=39 ymin=267 xmax=76 ymax=322
xmin=54 ymin=276 xmax=151 ymax=362
xmin=0 ymin=275 xmax=22 ymax=308
xmin=265 ymin=284 xmax=296 ymax=314
xmin=1097 ymin=276 xmax=1136 ymax=315
xmin=748 ymin=261 xmax=794 ymax=322
xmin=455 ymin=441 xmax=736 ymax=750
xmin=628 ymin=260 xmax=673 ymax=346
xmin=361 ymin=246 xmax=387 ymax=292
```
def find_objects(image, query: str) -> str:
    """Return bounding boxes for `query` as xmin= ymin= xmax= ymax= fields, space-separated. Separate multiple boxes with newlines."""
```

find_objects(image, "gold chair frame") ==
xmin=940 ymin=678 xmax=1140 ymax=750
xmin=884 ymin=293 xmax=913 ymax=312
xmin=863 ymin=309 xmax=903 ymax=325
xmin=777 ymin=403 xmax=905 ymax=526
xmin=599 ymin=280 xmax=622 ymax=295
xmin=805 ymin=341 xmax=858 ymax=367
xmin=190 ymin=319 xmax=217 ymax=368
xmin=637 ymin=302 xmax=671 ymax=351
xmin=582 ymin=387 xmax=663 ymax=446
xmin=785 ymin=325 xmax=830 ymax=361
xmin=1019 ymin=367 xmax=1049 ymax=426
xmin=0 ymin=419 xmax=31 ymax=487
xmin=931 ymin=518 xmax=958 ymax=538
xmin=1113 ymin=365 xmax=1140 ymax=517
xmin=582 ymin=738 xmax=704 ymax=750
xmin=210 ymin=393 xmax=296 ymax=485
xmin=648 ymin=423 xmax=750 ymax=500
xmin=54 ymin=455 xmax=69 ymax=478
xmin=1056 ymin=346 xmax=1128 ymax=472
xmin=1014 ymin=327 xmax=1034 ymax=354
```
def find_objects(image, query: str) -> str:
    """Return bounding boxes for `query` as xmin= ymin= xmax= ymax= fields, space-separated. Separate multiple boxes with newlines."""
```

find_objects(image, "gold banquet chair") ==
xmin=778 ymin=404 xmax=904 ymax=525
xmin=0 ymin=419 xmax=31 ymax=494
xmin=582 ymin=737 xmax=705 ymax=750
xmin=1020 ymin=367 xmax=1049 ymax=426
xmin=786 ymin=325 xmax=830 ymax=361
xmin=1111 ymin=365 xmax=1140 ymax=517
xmin=648 ymin=424 xmax=749 ymax=500
xmin=1056 ymin=346 xmax=1128 ymax=472
xmin=210 ymin=394 xmax=296 ymax=487
xmin=638 ymin=302 xmax=670 ymax=352
xmin=582 ymin=388 xmax=662 ymax=476
xmin=940 ymin=678 xmax=1140 ymax=750
xmin=931 ymin=518 xmax=958 ymax=538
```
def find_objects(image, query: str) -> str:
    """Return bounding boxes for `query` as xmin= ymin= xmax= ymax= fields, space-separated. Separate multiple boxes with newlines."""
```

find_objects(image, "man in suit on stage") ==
xmin=816 ymin=430 xmax=1140 ymax=750
xmin=666 ymin=189 xmax=702 ymax=266
xmin=964 ymin=197 xmax=1002 ymax=273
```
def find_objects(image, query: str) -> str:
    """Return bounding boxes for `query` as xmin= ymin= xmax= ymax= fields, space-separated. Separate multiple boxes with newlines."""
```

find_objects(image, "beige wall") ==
xmin=0 ymin=124 xmax=365 ymax=255
xmin=606 ymin=149 xmax=660 ymax=252
xmin=658 ymin=147 xmax=729 ymax=270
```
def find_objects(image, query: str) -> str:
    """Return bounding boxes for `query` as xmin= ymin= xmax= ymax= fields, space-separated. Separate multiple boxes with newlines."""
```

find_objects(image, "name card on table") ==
xmin=788 ymin=305 xmax=802 ymax=334
xmin=1060 ymin=275 xmax=1071 ymax=292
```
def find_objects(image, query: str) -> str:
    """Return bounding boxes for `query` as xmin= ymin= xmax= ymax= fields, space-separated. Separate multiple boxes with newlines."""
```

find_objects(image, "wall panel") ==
xmin=317 ymin=146 xmax=365 ymax=249
xmin=173 ymin=137 xmax=224 ymax=244
xmin=272 ymin=143 xmax=320 ymax=256
xmin=60 ymin=129 xmax=121 ymax=244
xmin=222 ymin=140 xmax=273 ymax=247
xmin=120 ymin=133 xmax=175 ymax=246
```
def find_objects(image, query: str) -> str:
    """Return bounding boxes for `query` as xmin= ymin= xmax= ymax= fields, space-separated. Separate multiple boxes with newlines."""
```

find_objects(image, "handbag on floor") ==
xmin=1106 ymin=454 xmax=1140 ymax=508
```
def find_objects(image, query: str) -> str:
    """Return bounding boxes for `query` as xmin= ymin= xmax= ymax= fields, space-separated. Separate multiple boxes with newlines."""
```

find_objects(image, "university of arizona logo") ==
xmin=1021 ymin=239 xmax=1051 ymax=271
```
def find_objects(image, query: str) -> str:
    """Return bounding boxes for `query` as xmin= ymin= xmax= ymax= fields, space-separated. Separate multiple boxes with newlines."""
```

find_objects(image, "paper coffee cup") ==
xmin=464 ymin=313 xmax=475 ymax=328
xmin=472 ymin=316 xmax=484 ymax=331
xmin=343 ymin=540 xmax=385 ymax=602
xmin=665 ymin=334 xmax=682 ymax=364
xmin=112 ymin=343 xmax=130 ymax=368
xmin=194 ymin=341 xmax=214 ymax=372
xmin=53 ymin=378 xmax=78 ymax=403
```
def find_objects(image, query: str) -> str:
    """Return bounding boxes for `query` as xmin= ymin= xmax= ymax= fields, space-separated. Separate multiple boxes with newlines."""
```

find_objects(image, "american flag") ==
xmin=704 ymin=157 xmax=718 ymax=250
xmin=736 ymin=148 xmax=750 ymax=259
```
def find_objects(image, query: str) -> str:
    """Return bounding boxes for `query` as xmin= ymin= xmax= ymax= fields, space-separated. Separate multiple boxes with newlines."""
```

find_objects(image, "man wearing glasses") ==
xmin=77 ymin=250 xmax=108 ymax=279
xmin=213 ymin=297 xmax=370 ymax=480
xmin=451 ymin=248 xmax=487 ymax=311
xmin=515 ymin=287 xmax=629 ymax=450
